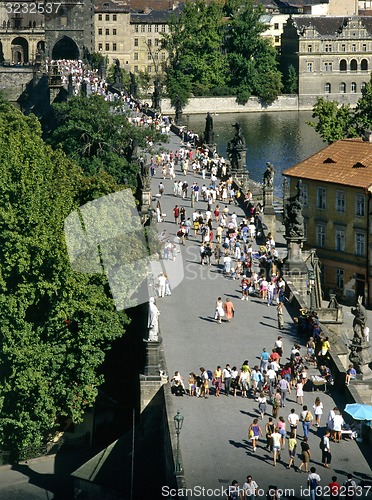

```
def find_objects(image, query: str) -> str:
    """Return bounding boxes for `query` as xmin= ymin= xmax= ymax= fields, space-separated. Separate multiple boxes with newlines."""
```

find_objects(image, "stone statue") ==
xmin=148 ymin=297 xmax=160 ymax=341
xmin=351 ymin=296 xmax=367 ymax=344
xmin=139 ymin=156 xmax=151 ymax=190
xmin=113 ymin=59 xmax=122 ymax=86
xmin=152 ymin=78 xmax=161 ymax=110
xmin=129 ymin=72 xmax=137 ymax=98
xmin=68 ymin=73 xmax=73 ymax=96
xmin=174 ymin=96 xmax=182 ymax=125
xmin=80 ymin=80 xmax=87 ymax=97
xmin=204 ymin=112 xmax=214 ymax=145
xmin=98 ymin=56 xmax=106 ymax=80
xmin=264 ymin=162 xmax=275 ymax=188
xmin=126 ymin=137 xmax=138 ymax=163
xmin=284 ymin=180 xmax=305 ymax=239
xmin=226 ymin=122 xmax=246 ymax=172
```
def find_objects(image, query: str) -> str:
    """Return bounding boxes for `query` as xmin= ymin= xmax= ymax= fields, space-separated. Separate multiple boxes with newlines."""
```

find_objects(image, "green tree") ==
xmin=355 ymin=74 xmax=372 ymax=134
xmin=89 ymin=52 xmax=105 ymax=71
xmin=0 ymin=98 xmax=128 ymax=457
xmin=284 ymin=64 xmax=298 ymax=94
xmin=308 ymin=98 xmax=358 ymax=144
xmin=224 ymin=0 xmax=283 ymax=103
xmin=49 ymin=95 xmax=148 ymax=187
xmin=162 ymin=0 xmax=228 ymax=104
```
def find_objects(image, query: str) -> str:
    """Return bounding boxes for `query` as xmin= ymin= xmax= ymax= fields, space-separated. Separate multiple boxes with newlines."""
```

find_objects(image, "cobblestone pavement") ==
xmin=151 ymin=132 xmax=372 ymax=500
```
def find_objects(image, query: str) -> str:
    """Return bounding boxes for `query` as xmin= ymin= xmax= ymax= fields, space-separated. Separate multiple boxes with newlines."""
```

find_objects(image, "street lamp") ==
xmin=308 ymin=270 xmax=315 ymax=310
xmin=174 ymin=410 xmax=184 ymax=473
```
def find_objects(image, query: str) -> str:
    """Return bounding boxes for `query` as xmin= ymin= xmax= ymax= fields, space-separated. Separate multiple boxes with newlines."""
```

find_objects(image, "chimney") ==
xmin=362 ymin=130 xmax=372 ymax=142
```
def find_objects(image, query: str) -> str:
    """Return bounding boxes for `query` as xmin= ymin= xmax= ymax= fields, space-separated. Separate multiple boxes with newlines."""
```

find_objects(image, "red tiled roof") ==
xmin=282 ymin=138 xmax=372 ymax=190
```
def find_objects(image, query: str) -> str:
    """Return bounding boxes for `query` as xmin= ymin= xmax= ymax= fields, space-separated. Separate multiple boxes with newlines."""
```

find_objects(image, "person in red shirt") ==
xmin=173 ymin=205 xmax=180 ymax=224
xmin=269 ymin=349 xmax=281 ymax=363
xmin=328 ymin=476 xmax=341 ymax=498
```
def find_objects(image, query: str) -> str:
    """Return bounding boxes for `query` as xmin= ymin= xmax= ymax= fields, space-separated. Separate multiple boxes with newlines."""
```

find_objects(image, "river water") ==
xmin=187 ymin=111 xmax=325 ymax=195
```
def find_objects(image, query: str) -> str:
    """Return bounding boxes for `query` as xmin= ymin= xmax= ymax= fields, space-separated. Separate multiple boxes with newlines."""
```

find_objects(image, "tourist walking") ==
xmin=215 ymin=297 xmax=225 ymax=324
xmin=300 ymin=405 xmax=313 ymax=439
xmin=288 ymin=408 xmax=300 ymax=438
xmin=242 ymin=475 xmax=258 ymax=499
xmin=199 ymin=367 xmax=209 ymax=398
xmin=298 ymin=437 xmax=311 ymax=473
xmin=342 ymin=474 xmax=357 ymax=499
xmin=248 ymin=418 xmax=263 ymax=452
xmin=265 ymin=417 xmax=275 ymax=450
xmin=278 ymin=377 xmax=290 ymax=407
xmin=332 ymin=410 xmax=344 ymax=443
xmin=272 ymin=390 xmax=281 ymax=418
xmin=277 ymin=301 xmax=284 ymax=330
xmin=223 ymin=298 xmax=235 ymax=322
xmin=313 ymin=397 xmax=323 ymax=427
xmin=287 ymin=432 xmax=297 ymax=470
xmin=226 ymin=480 xmax=242 ymax=500
xmin=277 ymin=416 xmax=286 ymax=449
xmin=296 ymin=380 xmax=304 ymax=406
xmin=213 ymin=366 xmax=223 ymax=397
xmin=257 ymin=392 xmax=267 ymax=419
xmin=230 ymin=366 xmax=239 ymax=397
xmin=320 ymin=430 xmax=331 ymax=468
xmin=271 ymin=427 xmax=282 ymax=466
xmin=307 ymin=467 xmax=321 ymax=500
xmin=222 ymin=364 xmax=232 ymax=396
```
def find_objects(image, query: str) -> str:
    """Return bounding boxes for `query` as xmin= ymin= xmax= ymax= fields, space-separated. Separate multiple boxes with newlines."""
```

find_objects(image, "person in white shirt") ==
xmin=242 ymin=475 xmax=258 ymax=498
xmin=308 ymin=467 xmax=321 ymax=500
xmin=271 ymin=428 xmax=282 ymax=466
xmin=287 ymin=408 xmax=300 ymax=438
xmin=321 ymin=430 xmax=331 ymax=468
xmin=332 ymin=412 xmax=344 ymax=443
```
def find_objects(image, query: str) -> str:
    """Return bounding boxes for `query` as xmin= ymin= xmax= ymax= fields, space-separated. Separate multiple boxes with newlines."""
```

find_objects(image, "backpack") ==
xmin=309 ymin=476 xmax=318 ymax=489
xmin=305 ymin=412 xmax=313 ymax=422
xmin=207 ymin=370 xmax=213 ymax=381
xmin=319 ymin=437 xmax=325 ymax=450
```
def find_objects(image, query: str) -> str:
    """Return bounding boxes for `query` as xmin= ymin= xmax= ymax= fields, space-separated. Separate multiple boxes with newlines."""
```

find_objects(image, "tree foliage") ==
xmin=162 ymin=0 xmax=282 ymax=106
xmin=284 ymin=64 xmax=298 ymax=94
xmin=0 ymin=98 xmax=128 ymax=456
xmin=48 ymin=95 xmax=148 ymax=187
xmin=162 ymin=0 xmax=227 ymax=106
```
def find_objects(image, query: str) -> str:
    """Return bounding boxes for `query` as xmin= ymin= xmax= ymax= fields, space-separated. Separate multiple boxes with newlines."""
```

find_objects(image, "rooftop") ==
xmin=291 ymin=15 xmax=372 ymax=36
xmin=283 ymin=138 xmax=372 ymax=190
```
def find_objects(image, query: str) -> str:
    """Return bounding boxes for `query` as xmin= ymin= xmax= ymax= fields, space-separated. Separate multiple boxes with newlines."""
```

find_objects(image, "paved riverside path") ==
xmin=150 ymin=133 xmax=372 ymax=499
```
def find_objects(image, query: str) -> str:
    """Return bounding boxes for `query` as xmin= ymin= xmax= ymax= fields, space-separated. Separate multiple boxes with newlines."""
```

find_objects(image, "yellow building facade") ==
xmin=283 ymin=137 xmax=372 ymax=305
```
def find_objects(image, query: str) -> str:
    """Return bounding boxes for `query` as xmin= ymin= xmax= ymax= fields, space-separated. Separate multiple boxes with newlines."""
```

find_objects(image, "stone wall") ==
xmin=0 ymin=67 xmax=35 ymax=102
xmin=160 ymin=95 xmax=303 ymax=115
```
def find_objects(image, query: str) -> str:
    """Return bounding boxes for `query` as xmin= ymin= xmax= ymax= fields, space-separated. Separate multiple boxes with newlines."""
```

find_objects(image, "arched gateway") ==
xmin=52 ymin=36 xmax=79 ymax=60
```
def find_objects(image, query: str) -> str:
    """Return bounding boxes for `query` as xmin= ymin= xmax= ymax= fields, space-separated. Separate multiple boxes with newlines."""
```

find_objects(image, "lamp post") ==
xmin=308 ymin=270 xmax=315 ymax=310
xmin=174 ymin=410 xmax=184 ymax=473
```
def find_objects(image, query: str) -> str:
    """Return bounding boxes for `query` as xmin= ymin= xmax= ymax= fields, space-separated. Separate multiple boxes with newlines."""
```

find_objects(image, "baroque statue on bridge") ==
xmin=284 ymin=180 xmax=305 ymax=239
xmin=226 ymin=122 xmax=246 ymax=172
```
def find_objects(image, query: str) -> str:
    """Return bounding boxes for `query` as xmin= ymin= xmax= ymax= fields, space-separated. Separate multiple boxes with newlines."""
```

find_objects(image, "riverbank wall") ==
xmin=160 ymin=95 xmax=306 ymax=115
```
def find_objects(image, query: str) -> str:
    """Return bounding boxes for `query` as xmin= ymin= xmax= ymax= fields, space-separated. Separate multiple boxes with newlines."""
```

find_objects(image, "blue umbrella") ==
xmin=344 ymin=403 xmax=372 ymax=420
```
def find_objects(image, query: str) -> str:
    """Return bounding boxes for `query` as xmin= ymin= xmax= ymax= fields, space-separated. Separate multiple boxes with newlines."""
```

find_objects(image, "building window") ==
xmin=148 ymin=25 xmax=152 ymax=32
xmin=316 ymin=187 xmax=326 ymax=209
xmin=98 ymin=14 xmax=102 ymax=21
xmin=355 ymin=194 xmax=365 ymax=216
xmin=98 ymin=28 xmax=102 ymax=35
xmin=155 ymin=25 xmax=159 ymax=32
xmin=148 ymin=39 xmax=152 ymax=47
xmin=307 ymin=44 xmax=312 ymax=52
xmin=274 ymin=36 xmax=280 ymax=44
xmin=340 ymin=82 xmax=346 ymax=93
xmin=341 ymin=44 xmax=346 ymax=52
xmin=161 ymin=51 xmax=166 ymax=60
xmin=134 ymin=52 xmax=138 ymax=60
xmin=147 ymin=52 xmax=152 ymax=60
xmin=113 ymin=43 xmax=117 ymax=51
xmin=325 ymin=43 xmax=332 ymax=52
xmin=339 ymin=59 xmax=347 ymax=71
xmin=161 ymin=24 xmax=166 ymax=32
xmin=307 ymin=62 xmax=313 ymax=72
xmin=336 ymin=269 xmax=344 ymax=289
xmin=335 ymin=190 xmax=346 ymax=213
xmin=301 ymin=183 xmax=308 ymax=207
xmin=361 ymin=59 xmax=368 ymax=71
xmin=316 ymin=224 xmax=326 ymax=247
xmin=148 ymin=65 xmax=152 ymax=72
xmin=362 ymin=43 xmax=367 ymax=52
xmin=324 ymin=82 xmax=331 ymax=94
xmin=324 ymin=62 xmax=332 ymax=72
xmin=141 ymin=25 xmax=146 ymax=32
xmin=356 ymin=233 xmax=366 ymax=256
xmin=105 ymin=43 xmax=109 ymax=51
xmin=335 ymin=228 xmax=345 ymax=252
xmin=105 ymin=14 xmax=109 ymax=21
xmin=113 ymin=14 xmax=117 ymax=21
xmin=361 ymin=82 xmax=366 ymax=91
xmin=134 ymin=25 xmax=139 ymax=32
xmin=350 ymin=59 xmax=357 ymax=71
xmin=351 ymin=43 xmax=356 ymax=52
xmin=98 ymin=43 xmax=103 ymax=51
xmin=155 ymin=39 xmax=159 ymax=46
xmin=154 ymin=52 xmax=158 ymax=60
xmin=351 ymin=82 xmax=357 ymax=93
xmin=274 ymin=22 xmax=279 ymax=29
xmin=113 ymin=29 xmax=117 ymax=35
xmin=105 ymin=28 xmax=109 ymax=35
xmin=134 ymin=65 xmax=138 ymax=72
xmin=134 ymin=38 xmax=138 ymax=47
